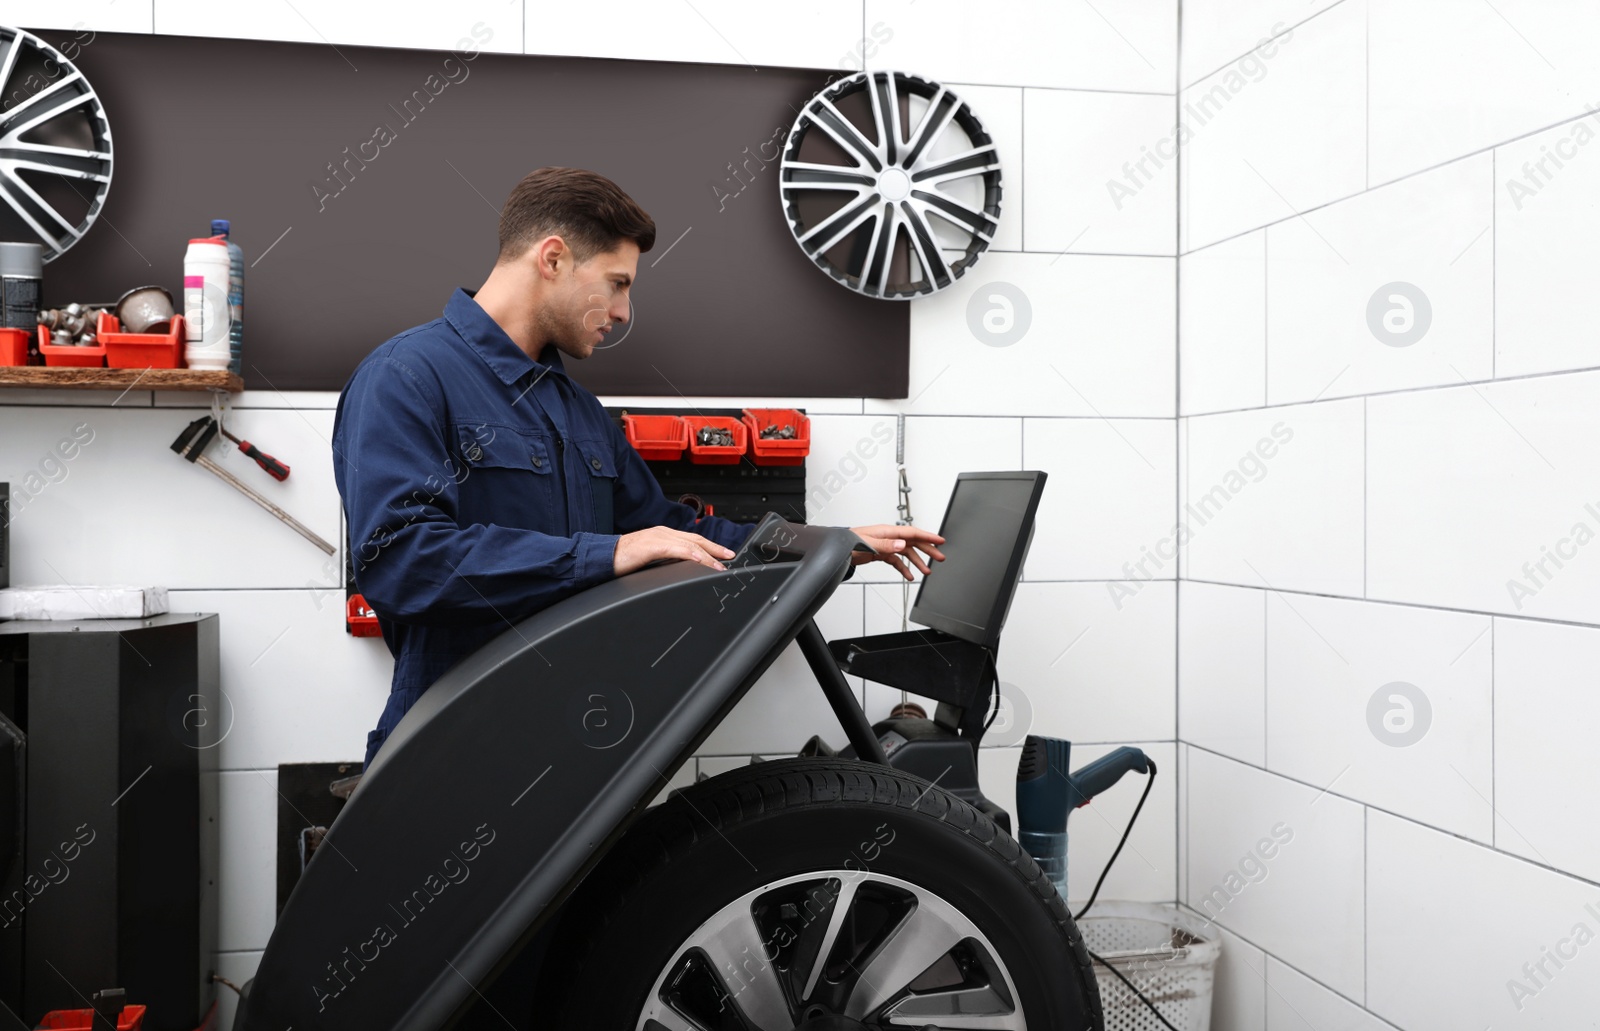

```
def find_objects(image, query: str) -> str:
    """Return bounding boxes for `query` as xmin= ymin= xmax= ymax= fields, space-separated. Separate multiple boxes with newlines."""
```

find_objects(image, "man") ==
xmin=333 ymin=166 xmax=945 ymax=769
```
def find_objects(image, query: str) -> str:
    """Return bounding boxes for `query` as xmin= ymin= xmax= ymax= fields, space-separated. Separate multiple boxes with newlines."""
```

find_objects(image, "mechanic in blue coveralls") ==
xmin=333 ymin=166 xmax=945 ymax=769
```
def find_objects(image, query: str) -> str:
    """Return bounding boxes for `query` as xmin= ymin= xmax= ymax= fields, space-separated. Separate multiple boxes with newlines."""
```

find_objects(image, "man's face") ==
xmin=539 ymin=239 xmax=639 ymax=361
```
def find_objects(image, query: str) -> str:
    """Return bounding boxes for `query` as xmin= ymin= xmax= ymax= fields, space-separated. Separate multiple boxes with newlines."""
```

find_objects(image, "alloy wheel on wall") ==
xmin=780 ymin=69 xmax=1002 ymax=300
xmin=0 ymin=25 xmax=114 ymax=262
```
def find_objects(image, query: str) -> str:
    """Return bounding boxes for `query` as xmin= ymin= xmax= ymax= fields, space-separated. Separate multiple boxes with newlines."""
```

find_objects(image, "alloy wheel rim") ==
xmin=0 ymin=26 xmax=114 ymax=263
xmin=637 ymin=869 xmax=1027 ymax=1030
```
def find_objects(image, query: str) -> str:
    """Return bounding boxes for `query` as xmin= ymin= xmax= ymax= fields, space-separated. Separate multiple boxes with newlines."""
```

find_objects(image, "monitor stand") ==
xmin=816 ymin=628 xmax=1010 ymax=832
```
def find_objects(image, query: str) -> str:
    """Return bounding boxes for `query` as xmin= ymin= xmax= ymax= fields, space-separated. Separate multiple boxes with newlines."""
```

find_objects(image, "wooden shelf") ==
xmin=0 ymin=366 xmax=243 ymax=392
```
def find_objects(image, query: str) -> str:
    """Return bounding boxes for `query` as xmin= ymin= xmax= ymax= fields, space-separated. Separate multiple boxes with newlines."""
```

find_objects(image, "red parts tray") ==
xmin=682 ymin=415 xmax=748 ymax=465
xmin=741 ymin=408 xmax=810 ymax=466
xmin=622 ymin=413 xmax=690 ymax=461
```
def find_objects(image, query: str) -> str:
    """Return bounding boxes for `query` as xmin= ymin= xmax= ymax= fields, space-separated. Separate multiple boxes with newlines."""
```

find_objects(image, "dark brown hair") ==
xmin=496 ymin=167 xmax=656 ymax=264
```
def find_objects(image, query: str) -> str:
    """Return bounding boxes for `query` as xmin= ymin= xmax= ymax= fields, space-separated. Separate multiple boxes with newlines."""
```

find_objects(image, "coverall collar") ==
xmin=444 ymin=286 xmax=569 ymax=387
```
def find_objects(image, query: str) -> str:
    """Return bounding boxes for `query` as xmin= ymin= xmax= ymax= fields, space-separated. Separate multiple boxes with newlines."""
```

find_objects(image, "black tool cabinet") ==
xmin=0 ymin=613 xmax=219 ymax=1030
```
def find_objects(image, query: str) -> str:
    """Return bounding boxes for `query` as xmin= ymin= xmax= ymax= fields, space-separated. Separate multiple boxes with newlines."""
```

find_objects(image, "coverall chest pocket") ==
xmin=449 ymin=421 xmax=554 ymax=530
xmin=573 ymin=437 xmax=616 ymax=534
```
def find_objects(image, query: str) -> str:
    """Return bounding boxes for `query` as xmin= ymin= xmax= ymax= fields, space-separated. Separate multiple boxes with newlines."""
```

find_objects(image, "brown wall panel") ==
xmin=32 ymin=30 xmax=908 ymax=396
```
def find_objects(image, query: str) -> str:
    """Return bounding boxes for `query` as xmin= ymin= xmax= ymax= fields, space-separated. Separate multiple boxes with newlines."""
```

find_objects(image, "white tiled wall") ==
xmin=2 ymin=1 xmax=1183 ymax=1007
xmin=864 ymin=0 xmax=1177 ymax=94
xmin=1178 ymin=3 xmax=1600 ymax=1027
xmin=1366 ymin=0 xmax=1600 ymax=188
xmin=1178 ymin=1 xmax=1366 ymax=252
xmin=1183 ymin=398 xmax=1364 ymax=597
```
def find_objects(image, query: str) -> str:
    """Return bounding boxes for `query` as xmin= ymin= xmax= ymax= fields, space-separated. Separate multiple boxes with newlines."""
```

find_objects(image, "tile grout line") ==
xmin=1491 ymin=148 xmax=1498 ymax=379
xmin=1171 ymin=0 xmax=1182 ymax=905
xmin=1175 ymin=359 xmax=1600 ymax=418
xmin=1179 ymin=0 xmax=1356 ymax=91
xmin=1187 ymin=743 xmax=1600 ymax=891
xmin=1178 ymin=904 xmax=1408 ymax=1031
xmin=1019 ymin=88 xmax=1026 ymax=253
xmin=1182 ymin=576 xmax=1600 ymax=632
xmin=1180 ymin=102 xmax=1600 ymax=259
xmin=1364 ymin=0 xmax=1370 ymax=192
xmin=1363 ymin=804 xmax=1369 ymax=1007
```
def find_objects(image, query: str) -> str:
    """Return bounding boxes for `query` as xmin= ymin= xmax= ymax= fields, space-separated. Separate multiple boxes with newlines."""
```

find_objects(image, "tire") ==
xmin=539 ymin=757 xmax=1103 ymax=1030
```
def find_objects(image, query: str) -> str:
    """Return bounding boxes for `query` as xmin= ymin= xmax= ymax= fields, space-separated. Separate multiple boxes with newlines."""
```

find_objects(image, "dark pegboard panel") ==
xmin=607 ymin=406 xmax=809 ymax=525
xmin=29 ymin=29 xmax=909 ymax=397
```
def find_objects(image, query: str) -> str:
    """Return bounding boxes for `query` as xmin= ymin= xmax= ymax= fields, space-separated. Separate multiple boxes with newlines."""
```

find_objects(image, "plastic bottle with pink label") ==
xmin=184 ymin=237 xmax=232 ymax=370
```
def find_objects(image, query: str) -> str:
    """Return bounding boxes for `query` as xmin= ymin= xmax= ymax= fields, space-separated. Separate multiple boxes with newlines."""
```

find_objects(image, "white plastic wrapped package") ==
xmin=0 ymin=585 xmax=170 ymax=620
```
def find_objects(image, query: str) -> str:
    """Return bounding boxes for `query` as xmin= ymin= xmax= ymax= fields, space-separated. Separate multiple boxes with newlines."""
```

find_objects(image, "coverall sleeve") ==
xmin=336 ymin=356 xmax=620 ymax=627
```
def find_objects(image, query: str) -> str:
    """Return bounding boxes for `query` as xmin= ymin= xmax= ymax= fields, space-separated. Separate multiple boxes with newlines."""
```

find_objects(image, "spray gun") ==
xmin=1016 ymin=736 xmax=1152 ymax=904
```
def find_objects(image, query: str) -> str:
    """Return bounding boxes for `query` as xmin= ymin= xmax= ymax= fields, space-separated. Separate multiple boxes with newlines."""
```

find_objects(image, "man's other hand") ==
xmin=614 ymin=526 xmax=735 ymax=576
xmin=849 ymin=524 xmax=947 ymax=581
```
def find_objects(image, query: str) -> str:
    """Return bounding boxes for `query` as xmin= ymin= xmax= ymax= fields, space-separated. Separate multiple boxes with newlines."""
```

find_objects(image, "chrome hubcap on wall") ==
xmin=780 ymin=70 xmax=1002 ymax=301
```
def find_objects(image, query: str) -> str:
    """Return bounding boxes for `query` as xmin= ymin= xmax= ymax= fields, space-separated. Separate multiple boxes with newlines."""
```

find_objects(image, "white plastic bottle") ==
xmin=210 ymin=219 xmax=244 ymax=376
xmin=184 ymin=237 xmax=232 ymax=370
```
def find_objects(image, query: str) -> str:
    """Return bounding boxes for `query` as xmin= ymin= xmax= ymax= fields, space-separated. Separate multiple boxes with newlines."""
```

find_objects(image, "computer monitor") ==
xmin=910 ymin=471 xmax=1046 ymax=651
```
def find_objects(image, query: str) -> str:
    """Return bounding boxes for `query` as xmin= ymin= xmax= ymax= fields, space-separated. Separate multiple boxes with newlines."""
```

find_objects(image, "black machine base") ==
xmin=809 ymin=626 xmax=1010 ymax=833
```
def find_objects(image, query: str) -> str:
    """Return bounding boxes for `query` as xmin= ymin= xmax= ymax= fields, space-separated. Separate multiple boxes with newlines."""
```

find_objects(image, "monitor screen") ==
xmin=910 ymin=472 xmax=1044 ymax=647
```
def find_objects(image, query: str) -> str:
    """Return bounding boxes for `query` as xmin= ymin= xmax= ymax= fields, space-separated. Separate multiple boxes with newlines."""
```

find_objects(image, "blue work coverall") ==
xmin=332 ymin=288 xmax=755 ymax=767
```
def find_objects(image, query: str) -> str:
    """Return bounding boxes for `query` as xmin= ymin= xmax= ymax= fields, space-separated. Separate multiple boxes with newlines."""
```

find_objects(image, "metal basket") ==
xmin=1078 ymin=902 xmax=1220 ymax=1031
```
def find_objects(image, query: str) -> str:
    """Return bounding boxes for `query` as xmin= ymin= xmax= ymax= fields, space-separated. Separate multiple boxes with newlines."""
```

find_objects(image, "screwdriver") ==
xmin=217 ymin=423 xmax=290 ymax=481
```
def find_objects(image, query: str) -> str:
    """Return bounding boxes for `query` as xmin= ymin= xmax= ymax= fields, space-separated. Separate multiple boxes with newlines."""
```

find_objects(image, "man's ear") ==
xmin=533 ymin=236 xmax=569 ymax=282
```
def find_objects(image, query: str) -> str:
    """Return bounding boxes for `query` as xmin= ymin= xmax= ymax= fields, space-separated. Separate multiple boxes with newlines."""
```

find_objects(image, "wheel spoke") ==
xmin=796 ymin=188 xmax=877 ymax=252
xmin=0 ymin=166 xmax=82 ymax=255
xmin=780 ymin=161 xmax=876 ymax=190
xmin=0 ymin=34 xmax=22 ymax=99
xmin=798 ymin=875 xmax=862 ymax=1003
xmin=901 ymin=87 xmax=960 ymax=171
xmin=0 ymin=71 xmax=91 ymax=142
xmin=867 ymin=71 xmax=904 ymax=167
xmin=1 ymin=142 xmax=112 ymax=180
xmin=641 ymin=1007 xmax=713 ymax=1031
xmin=805 ymin=95 xmax=883 ymax=173
xmin=910 ymin=145 xmax=1001 ymax=186
xmin=900 ymin=201 xmax=952 ymax=292
xmin=803 ymin=194 xmax=881 ymax=257
xmin=869 ymin=204 xmax=899 ymax=297
xmin=696 ymin=904 xmax=793 ymax=1030
xmin=910 ymin=190 xmax=997 ymax=242
xmin=882 ymin=984 xmax=1025 ymax=1029
xmin=845 ymin=898 xmax=968 ymax=1018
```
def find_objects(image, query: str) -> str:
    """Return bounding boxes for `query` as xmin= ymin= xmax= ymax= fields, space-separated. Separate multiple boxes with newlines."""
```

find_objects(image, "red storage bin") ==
xmin=741 ymin=408 xmax=811 ymax=466
xmin=35 ymin=1004 xmax=146 ymax=1030
xmin=38 ymin=323 xmax=106 ymax=367
xmin=101 ymin=311 xmax=186 ymax=369
xmin=0 ymin=327 xmax=28 ymax=365
xmin=347 ymin=593 xmax=382 ymax=637
xmin=683 ymin=415 xmax=748 ymax=465
xmin=622 ymin=413 xmax=690 ymax=461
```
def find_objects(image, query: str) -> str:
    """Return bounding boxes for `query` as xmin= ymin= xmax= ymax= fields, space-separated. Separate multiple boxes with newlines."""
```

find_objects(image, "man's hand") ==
xmin=614 ymin=526 xmax=735 ymax=576
xmin=849 ymin=524 xmax=947 ymax=581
